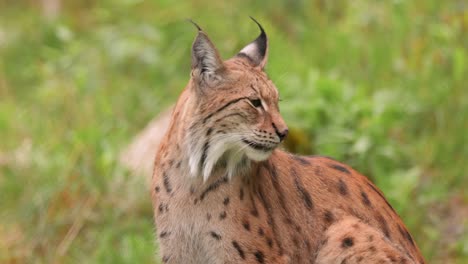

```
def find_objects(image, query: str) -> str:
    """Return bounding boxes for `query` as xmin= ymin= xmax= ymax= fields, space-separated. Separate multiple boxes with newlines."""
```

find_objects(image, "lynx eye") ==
xmin=250 ymin=99 xmax=262 ymax=108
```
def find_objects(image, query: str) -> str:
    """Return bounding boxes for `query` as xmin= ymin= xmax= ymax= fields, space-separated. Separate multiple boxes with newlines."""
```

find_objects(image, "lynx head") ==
xmin=184 ymin=18 xmax=288 ymax=181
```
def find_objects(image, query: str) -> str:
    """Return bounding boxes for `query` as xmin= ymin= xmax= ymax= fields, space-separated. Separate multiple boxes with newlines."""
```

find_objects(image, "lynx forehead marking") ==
xmin=151 ymin=20 xmax=425 ymax=264
xmin=202 ymin=96 xmax=250 ymax=124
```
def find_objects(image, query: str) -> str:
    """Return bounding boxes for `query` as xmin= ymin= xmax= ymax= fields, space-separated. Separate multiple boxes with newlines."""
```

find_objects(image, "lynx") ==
xmin=151 ymin=19 xmax=425 ymax=264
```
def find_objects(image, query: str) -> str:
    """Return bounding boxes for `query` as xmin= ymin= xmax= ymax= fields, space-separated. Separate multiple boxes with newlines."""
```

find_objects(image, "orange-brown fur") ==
xmin=151 ymin=21 xmax=424 ymax=264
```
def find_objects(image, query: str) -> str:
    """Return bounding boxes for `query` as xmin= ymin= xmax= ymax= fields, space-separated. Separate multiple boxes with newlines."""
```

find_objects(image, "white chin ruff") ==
xmin=245 ymin=148 xmax=273 ymax=162
xmin=189 ymin=139 xmax=276 ymax=181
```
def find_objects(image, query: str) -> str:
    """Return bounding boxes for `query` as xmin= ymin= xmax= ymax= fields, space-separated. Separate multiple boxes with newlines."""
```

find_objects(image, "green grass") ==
xmin=0 ymin=0 xmax=466 ymax=263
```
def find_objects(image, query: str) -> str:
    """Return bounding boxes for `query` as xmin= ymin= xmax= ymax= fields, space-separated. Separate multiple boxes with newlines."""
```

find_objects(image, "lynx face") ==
xmin=186 ymin=20 xmax=288 ymax=180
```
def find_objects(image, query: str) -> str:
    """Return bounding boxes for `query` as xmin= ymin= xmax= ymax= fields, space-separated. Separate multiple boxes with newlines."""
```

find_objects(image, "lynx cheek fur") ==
xmin=151 ymin=19 xmax=425 ymax=264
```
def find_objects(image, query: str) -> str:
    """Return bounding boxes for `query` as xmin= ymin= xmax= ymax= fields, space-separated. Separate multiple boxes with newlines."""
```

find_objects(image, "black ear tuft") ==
xmin=236 ymin=17 xmax=269 ymax=69
xmin=187 ymin=19 xmax=203 ymax=32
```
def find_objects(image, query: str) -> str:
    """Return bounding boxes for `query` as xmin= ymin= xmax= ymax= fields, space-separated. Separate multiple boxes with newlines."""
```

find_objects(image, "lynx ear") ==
xmin=190 ymin=21 xmax=224 ymax=80
xmin=237 ymin=17 xmax=268 ymax=69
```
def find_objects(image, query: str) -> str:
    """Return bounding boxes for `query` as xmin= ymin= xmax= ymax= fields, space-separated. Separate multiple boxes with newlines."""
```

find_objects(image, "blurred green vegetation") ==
xmin=0 ymin=0 xmax=466 ymax=263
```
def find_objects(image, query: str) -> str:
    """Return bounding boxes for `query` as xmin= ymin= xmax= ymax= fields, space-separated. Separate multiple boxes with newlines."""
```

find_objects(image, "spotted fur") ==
xmin=151 ymin=19 xmax=425 ymax=264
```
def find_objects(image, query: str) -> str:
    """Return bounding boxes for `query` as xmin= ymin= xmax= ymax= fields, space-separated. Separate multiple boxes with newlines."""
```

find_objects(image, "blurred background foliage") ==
xmin=0 ymin=0 xmax=467 ymax=263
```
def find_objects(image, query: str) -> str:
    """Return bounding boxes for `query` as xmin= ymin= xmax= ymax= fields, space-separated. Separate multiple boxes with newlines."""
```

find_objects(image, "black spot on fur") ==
xmin=267 ymin=237 xmax=273 ymax=248
xmin=159 ymin=231 xmax=170 ymax=238
xmin=254 ymin=250 xmax=265 ymax=263
xmin=242 ymin=220 xmax=251 ymax=231
xmin=250 ymin=208 xmax=259 ymax=217
xmin=324 ymin=210 xmax=335 ymax=224
xmin=249 ymin=192 xmax=259 ymax=217
xmin=232 ymin=241 xmax=245 ymax=259
xmin=162 ymin=172 xmax=172 ymax=194
xmin=200 ymin=141 xmax=210 ymax=168
xmin=154 ymin=186 xmax=160 ymax=193
xmin=168 ymin=159 xmax=174 ymax=168
xmin=158 ymin=203 xmax=164 ymax=213
xmin=176 ymin=161 xmax=181 ymax=169
xmin=361 ymin=191 xmax=372 ymax=207
xmin=206 ymin=127 xmax=213 ymax=136
xmin=223 ymin=197 xmax=230 ymax=206
xmin=210 ymin=231 xmax=221 ymax=240
xmin=398 ymin=225 xmax=415 ymax=246
xmin=162 ymin=256 xmax=169 ymax=263
xmin=294 ymin=224 xmax=302 ymax=232
xmin=369 ymin=246 xmax=376 ymax=252
xmin=292 ymin=155 xmax=311 ymax=165
xmin=329 ymin=163 xmax=351 ymax=174
xmin=258 ymin=228 xmax=264 ymax=236
xmin=294 ymin=175 xmax=314 ymax=210
xmin=338 ymin=179 xmax=349 ymax=196
xmin=239 ymin=188 xmax=244 ymax=200
xmin=376 ymin=213 xmax=391 ymax=239
xmin=200 ymin=176 xmax=228 ymax=201
xmin=219 ymin=211 xmax=227 ymax=220
xmin=388 ymin=255 xmax=398 ymax=262
xmin=341 ymin=237 xmax=354 ymax=248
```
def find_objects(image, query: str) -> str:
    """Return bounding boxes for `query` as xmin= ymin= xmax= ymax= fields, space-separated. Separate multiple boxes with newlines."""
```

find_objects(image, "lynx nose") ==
xmin=273 ymin=122 xmax=288 ymax=142
xmin=277 ymin=128 xmax=289 ymax=141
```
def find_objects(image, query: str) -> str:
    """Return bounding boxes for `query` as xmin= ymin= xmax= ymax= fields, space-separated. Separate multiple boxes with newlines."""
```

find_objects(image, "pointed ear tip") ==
xmin=249 ymin=16 xmax=266 ymax=35
xmin=187 ymin=18 xmax=203 ymax=32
